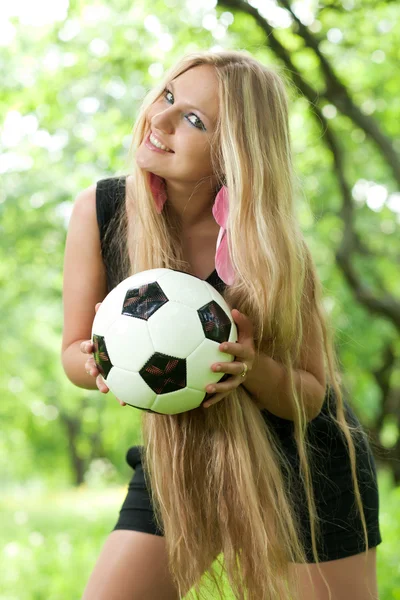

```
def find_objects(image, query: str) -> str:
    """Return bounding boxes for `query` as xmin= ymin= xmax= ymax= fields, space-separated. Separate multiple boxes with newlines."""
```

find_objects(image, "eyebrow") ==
xmin=168 ymin=80 xmax=213 ymax=125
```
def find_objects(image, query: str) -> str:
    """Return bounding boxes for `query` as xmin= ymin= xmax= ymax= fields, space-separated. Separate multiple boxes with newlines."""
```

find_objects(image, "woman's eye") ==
xmin=164 ymin=89 xmax=173 ymax=103
xmin=163 ymin=88 xmax=205 ymax=131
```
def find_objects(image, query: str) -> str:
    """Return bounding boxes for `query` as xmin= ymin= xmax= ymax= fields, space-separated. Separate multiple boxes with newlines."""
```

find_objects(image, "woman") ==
xmin=62 ymin=50 xmax=382 ymax=599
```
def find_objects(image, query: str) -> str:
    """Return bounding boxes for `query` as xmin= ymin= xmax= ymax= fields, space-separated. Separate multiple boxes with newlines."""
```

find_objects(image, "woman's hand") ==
xmin=80 ymin=302 xmax=127 ymax=406
xmin=203 ymin=309 xmax=256 ymax=408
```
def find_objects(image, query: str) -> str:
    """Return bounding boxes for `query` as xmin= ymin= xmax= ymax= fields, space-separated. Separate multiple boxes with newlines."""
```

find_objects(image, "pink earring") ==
xmin=148 ymin=172 xmax=234 ymax=286
xmin=149 ymin=172 xmax=168 ymax=214
xmin=212 ymin=185 xmax=235 ymax=286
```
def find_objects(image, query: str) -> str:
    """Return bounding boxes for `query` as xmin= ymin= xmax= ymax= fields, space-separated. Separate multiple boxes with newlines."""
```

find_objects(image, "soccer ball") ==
xmin=91 ymin=268 xmax=238 ymax=414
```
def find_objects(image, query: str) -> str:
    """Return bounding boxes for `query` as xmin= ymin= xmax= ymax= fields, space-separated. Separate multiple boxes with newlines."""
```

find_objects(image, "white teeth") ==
xmin=149 ymin=133 xmax=171 ymax=152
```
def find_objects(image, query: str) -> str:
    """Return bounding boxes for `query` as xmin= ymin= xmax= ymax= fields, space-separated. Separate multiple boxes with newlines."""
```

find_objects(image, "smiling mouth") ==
xmin=147 ymin=132 xmax=174 ymax=152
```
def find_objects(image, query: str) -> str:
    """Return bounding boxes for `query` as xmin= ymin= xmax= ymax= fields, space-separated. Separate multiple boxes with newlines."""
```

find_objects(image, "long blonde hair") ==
xmin=107 ymin=50 xmax=372 ymax=599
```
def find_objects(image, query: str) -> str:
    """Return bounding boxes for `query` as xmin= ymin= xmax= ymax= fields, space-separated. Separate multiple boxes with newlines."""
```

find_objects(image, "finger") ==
xmin=207 ymin=375 xmax=243 ymax=395
xmin=219 ymin=342 xmax=249 ymax=359
xmin=96 ymin=374 xmax=109 ymax=393
xmin=80 ymin=340 xmax=93 ymax=354
xmin=212 ymin=360 xmax=248 ymax=376
xmin=203 ymin=393 xmax=225 ymax=408
xmin=85 ymin=360 xmax=99 ymax=377
xmin=85 ymin=355 xmax=97 ymax=368
xmin=95 ymin=302 xmax=102 ymax=312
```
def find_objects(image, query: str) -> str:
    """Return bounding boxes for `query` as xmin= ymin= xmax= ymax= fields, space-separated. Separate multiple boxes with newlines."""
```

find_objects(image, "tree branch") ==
xmin=217 ymin=0 xmax=400 ymax=328
xmin=278 ymin=0 xmax=400 ymax=184
xmin=218 ymin=0 xmax=400 ymax=184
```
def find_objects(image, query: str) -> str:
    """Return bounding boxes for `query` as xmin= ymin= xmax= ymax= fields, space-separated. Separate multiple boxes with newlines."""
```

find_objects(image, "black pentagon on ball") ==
xmin=122 ymin=281 xmax=169 ymax=320
xmin=140 ymin=352 xmax=187 ymax=395
xmin=92 ymin=334 xmax=113 ymax=379
xmin=197 ymin=300 xmax=231 ymax=343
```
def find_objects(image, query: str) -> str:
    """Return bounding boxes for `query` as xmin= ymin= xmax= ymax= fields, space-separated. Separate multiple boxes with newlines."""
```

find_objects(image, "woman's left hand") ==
xmin=203 ymin=309 xmax=256 ymax=408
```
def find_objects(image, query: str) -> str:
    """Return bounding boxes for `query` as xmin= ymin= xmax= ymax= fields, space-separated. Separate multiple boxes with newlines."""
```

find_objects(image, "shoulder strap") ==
xmin=96 ymin=176 xmax=127 ymax=245
xmin=96 ymin=176 xmax=127 ymax=292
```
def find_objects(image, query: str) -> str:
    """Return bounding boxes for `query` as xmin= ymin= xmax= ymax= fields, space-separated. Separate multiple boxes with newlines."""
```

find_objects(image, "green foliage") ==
xmin=0 ymin=0 xmax=398 ymax=487
xmin=0 ymin=0 xmax=399 ymax=595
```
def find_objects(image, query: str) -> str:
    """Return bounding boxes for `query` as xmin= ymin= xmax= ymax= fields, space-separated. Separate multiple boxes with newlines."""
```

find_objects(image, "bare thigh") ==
xmin=81 ymin=530 xmax=182 ymax=600
xmin=288 ymin=547 xmax=379 ymax=600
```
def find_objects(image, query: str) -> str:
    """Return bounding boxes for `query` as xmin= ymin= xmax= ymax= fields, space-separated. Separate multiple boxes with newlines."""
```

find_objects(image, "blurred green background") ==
xmin=1 ymin=0 xmax=399 ymax=598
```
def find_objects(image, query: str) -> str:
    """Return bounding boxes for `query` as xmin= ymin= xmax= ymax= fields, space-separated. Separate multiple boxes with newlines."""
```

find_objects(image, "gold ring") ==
xmin=240 ymin=362 xmax=248 ymax=378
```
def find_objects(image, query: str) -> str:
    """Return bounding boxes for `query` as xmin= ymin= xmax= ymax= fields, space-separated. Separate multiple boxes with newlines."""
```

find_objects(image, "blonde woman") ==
xmin=62 ymin=50 xmax=382 ymax=600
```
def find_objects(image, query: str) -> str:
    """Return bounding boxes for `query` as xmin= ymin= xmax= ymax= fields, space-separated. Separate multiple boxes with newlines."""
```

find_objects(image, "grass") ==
xmin=0 ymin=469 xmax=399 ymax=599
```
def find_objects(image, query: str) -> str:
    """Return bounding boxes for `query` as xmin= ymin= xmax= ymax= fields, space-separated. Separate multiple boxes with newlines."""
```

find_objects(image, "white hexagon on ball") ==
xmin=152 ymin=387 xmax=205 ymax=414
xmin=105 ymin=315 xmax=154 ymax=371
xmin=157 ymin=270 xmax=213 ymax=309
xmin=186 ymin=337 xmax=236 ymax=391
xmin=106 ymin=367 xmax=156 ymax=409
xmin=148 ymin=302 xmax=205 ymax=358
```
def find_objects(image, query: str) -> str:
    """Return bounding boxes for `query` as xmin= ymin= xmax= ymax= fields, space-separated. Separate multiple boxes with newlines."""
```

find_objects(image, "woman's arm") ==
xmin=243 ymin=354 xmax=326 ymax=421
xmin=244 ymin=301 xmax=327 ymax=422
xmin=61 ymin=183 xmax=108 ymax=388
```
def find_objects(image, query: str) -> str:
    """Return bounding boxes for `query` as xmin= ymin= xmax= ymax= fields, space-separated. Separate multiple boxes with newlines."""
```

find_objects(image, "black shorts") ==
xmin=112 ymin=388 xmax=382 ymax=563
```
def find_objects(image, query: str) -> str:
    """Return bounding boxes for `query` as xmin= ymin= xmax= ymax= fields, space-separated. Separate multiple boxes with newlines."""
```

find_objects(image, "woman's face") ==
xmin=136 ymin=64 xmax=219 ymax=185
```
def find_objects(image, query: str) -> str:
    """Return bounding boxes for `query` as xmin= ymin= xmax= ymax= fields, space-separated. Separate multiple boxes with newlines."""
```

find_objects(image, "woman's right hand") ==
xmin=80 ymin=302 xmax=127 ymax=406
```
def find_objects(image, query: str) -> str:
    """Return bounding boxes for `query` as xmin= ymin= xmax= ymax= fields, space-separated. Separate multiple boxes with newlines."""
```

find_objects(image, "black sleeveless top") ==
xmin=95 ymin=176 xmax=346 ymax=437
xmin=96 ymin=175 xmax=226 ymax=296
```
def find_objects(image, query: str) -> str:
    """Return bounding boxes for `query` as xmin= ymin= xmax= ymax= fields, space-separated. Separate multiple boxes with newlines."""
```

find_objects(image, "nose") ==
xmin=150 ymin=109 xmax=174 ymax=135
